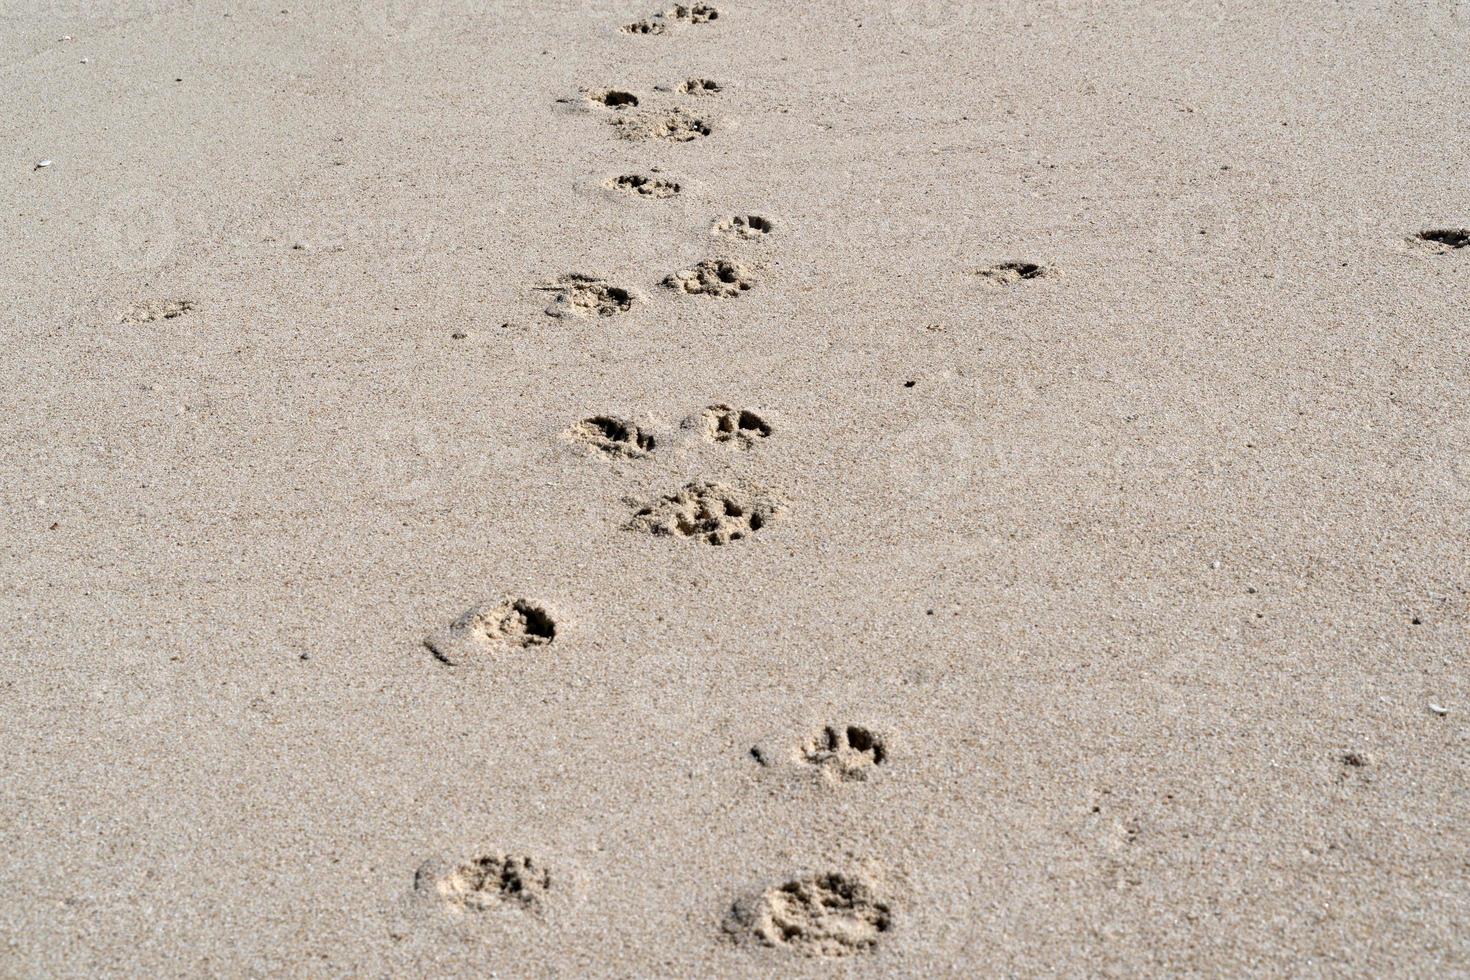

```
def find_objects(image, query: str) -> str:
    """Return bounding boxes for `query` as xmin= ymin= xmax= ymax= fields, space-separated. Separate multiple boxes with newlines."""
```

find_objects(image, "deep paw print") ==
xmin=628 ymin=481 xmax=781 ymax=545
xmin=417 ymin=854 xmax=551 ymax=913
xmin=622 ymin=3 xmax=719 ymax=33
xmin=697 ymin=404 xmax=771 ymax=447
xmin=801 ymin=725 xmax=887 ymax=782
xmin=587 ymin=88 xmax=639 ymax=109
xmin=538 ymin=274 xmax=636 ymax=317
xmin=612 ymin=108 xmax=712 ymax=142
xmin=975 ymin=261 xmax=1057 ymax=284
xmin=567 ymin=415 xmax=656 ymax=457
xmin=120 ymin=298 xmax=195 ymax=323
xmin=678 ymin=77 xmax=722 ymax=95
xmin=424 ymin=598 xmax=556 ymax=665
xmin=1415 ymin=228 xmax=1469 ymax=252
xmin=609 ymin=174 xmax=681 ymax=198
xmin=724 ymin=873 xmax=893 ymax=957
xmin=662 ymin=259 xmax=755 ymax=297
xmin=713 ymin=214 xmax=772 ymax=239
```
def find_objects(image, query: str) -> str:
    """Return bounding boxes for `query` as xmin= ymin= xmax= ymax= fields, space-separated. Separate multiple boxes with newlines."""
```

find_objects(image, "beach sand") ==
xmin=2 ymin=0 xmax=1467 ymax=974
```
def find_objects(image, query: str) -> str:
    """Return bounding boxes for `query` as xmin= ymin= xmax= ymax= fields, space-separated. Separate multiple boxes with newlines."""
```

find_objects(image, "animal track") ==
xmin=1416 ymin=228 xmax=1469 ymax=251
xmin=419 ymin=854 xmax=551 ymax=913
xmin=424 ymin=598 xmax=556 ymax=665
xmin=713 ymin=214 xmax=773 ymax=239
xmin=726 ymin=873 xmax=892 ymax=957
xmin=120 ymin=298 xmax=194 ymax=323
xmin=662 ymin=259 xmax=755 ymax=297
xmin=613 ymin=108 xmax=712 ymax=142
xmin=628 ymin=481 xmax=781 ymax=545
xmin=801 ymin=725 xmax=887 ymax=781
xmin=976 ymin=261 xmax=1056 ymax=284
xmin=622 ymin=3 xmax=719 ymax=33
xmin=538 ymin=274 xmax=635 ymax=318
xmin=568 ymin=416 xmax=656 ymax=457
xmin=678 ymin=77 xmax=722 ymax=95
xmin=588 ymin=88 xmax=639 ymax=109
xmin=609 ymin=174 xmax=681 ymax=198
xmin=699 ymin=404 xmax=771 ymax=447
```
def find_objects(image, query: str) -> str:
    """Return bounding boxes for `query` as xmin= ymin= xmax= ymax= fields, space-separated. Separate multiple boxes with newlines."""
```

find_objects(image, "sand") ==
xmin=2 ymin=0 xmax=1467 ymax=975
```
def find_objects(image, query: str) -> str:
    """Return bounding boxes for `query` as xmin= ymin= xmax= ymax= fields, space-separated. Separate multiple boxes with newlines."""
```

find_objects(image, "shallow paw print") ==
xmin=100 ymin=647 xmax=178 ymax=730
xmin=372 ymin=421 xmax=454 ymax=504
xmin=712 ymin=215 xmax=773 ymax=240
xmin=678 ymin=77 xmax=722 ymax=95
xmin=888 ymin=0 xmax=982 ymax=42
xmin=566 ymin=415 xmax=656 ymax=457
xmin=358 ymin=0 xmax=444 ymax=40
xmin=881 ymin=417 xmax=979 ymax=511
xmin=693 ymin=404 xmax=771 ymax=447
xmin=95 ymin=187 xmax=179 ymax=271
xmin=800 ymin=725 xmax=888 ymax=782
xmin=627 ymin=481 xmax=782 ymax=545
xmin=724 ymin=872 xmax=893 ymax=957
xmin=416 ymin=853 xmax=552 ymax=913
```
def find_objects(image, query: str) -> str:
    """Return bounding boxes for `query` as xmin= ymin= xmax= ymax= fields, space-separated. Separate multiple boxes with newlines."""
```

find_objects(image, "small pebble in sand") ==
xmin=1427 ymin=703 xmax=1449 ymax=716
xmin=34 ymin=160 xmax=52 ymax=170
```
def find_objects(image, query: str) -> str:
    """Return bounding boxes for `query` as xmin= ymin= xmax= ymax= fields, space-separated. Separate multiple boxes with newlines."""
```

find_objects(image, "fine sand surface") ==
xmin=2 ymin=0 xmax=1468 ymax=975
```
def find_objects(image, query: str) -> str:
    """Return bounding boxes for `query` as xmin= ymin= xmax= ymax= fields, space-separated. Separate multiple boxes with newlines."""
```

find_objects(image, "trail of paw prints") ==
xmin=622 ymin=3 xmax=720 ymax=34
xmin=424 ymin=598 xmax=556 ymax=665
xmin=627 ymin=481 xmax=783 ymax=545
xmin=537 ymin=273 xmax=636 ymax=318
xmin=416 ymin=853 xmax=552 ymax=913
xmin=724 ymin=872 xmax=894 ymax=957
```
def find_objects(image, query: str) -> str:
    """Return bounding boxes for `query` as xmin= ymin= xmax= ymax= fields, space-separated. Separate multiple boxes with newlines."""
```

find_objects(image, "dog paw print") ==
xmin=622 ymin=3 xmax=719 ymax=33
xmin=696 ymin=404 xmax=771 ymax=447
xmin=725 ymin=872 xmax=893 ymax=957
xmin=424 ymin=598 xmax=556 ymax=665
xmin=417 ymin=854 xmax=551 ymax=913
xmin=662 ymin=259 xmax=755 ymax=297
xmin=612 ymin=108 xmax=712 ymax=142
xmin=713 ymin=214 xmax=772 ymax=239
xmin=974 ymin=261 xmax=1057 ymax=285
xmin=587 ymin=88 xmax=639 ymax=109
xmin=678 ymin=77 xmax=722 ymax=95
xmin=627 ymin=481 xmax=781 ymax=545
xmin=1414 ymin=228 xmax=1469 ymax=252
xmin=609 ymin=174 xmax=681 ymax=198
xmin=538 ymin=274 xmax=636 ymax=318
xmin=801 ymin=725 xmax=887 ymax=782
xmin=119 ymin=298 xmax=195 ymax=323
xmin=567 ymin=416 xmax=656 ymax=457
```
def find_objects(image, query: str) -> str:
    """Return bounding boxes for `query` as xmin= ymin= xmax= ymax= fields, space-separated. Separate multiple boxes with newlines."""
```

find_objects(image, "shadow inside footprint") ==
xmin=1417 ymin=228 xmax=1469 ymax=251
